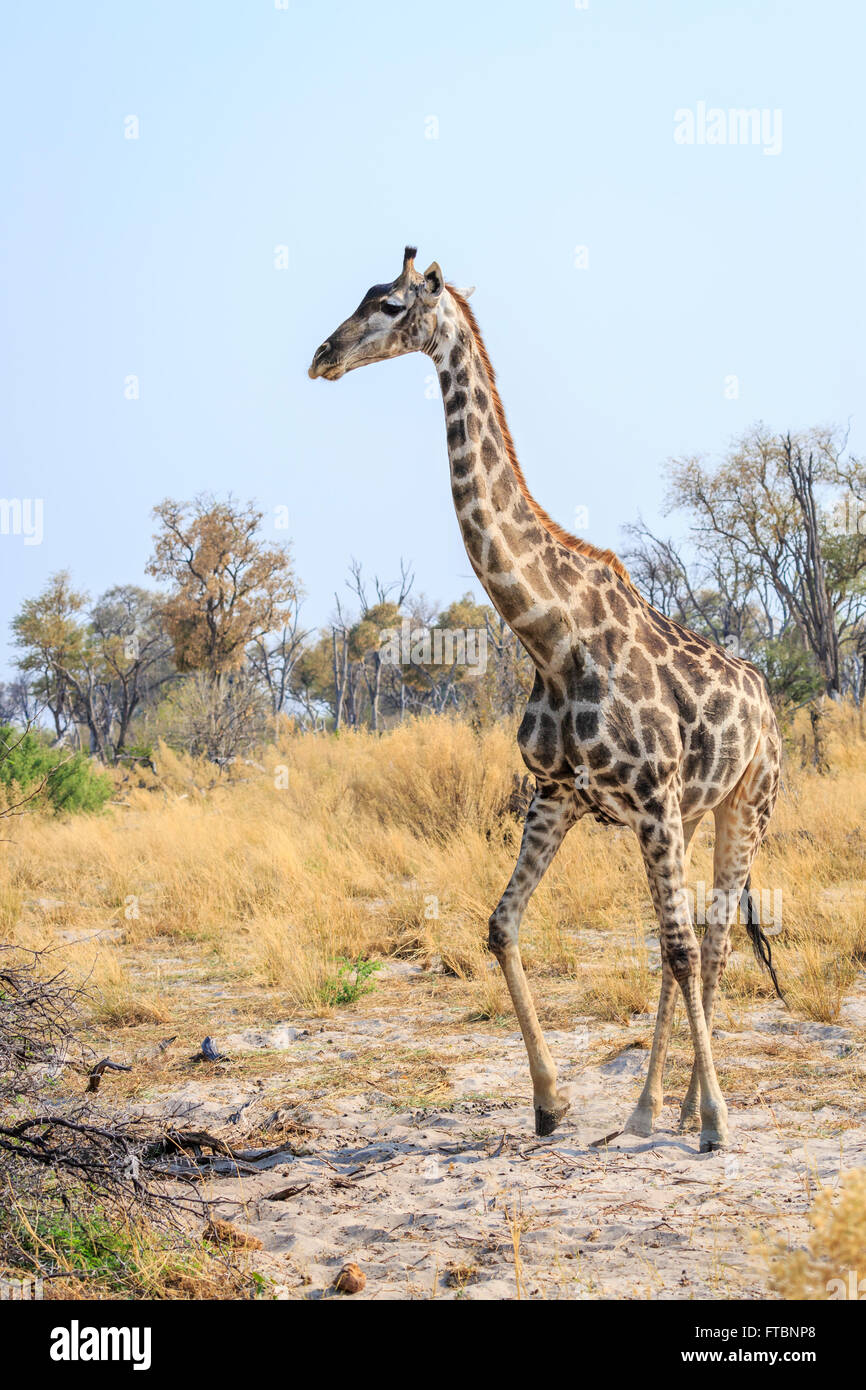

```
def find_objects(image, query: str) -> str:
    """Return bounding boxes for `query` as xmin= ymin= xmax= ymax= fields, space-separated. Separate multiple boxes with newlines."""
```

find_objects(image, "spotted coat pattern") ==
xmin=309 ymin=249 xmax=782 ymax=1152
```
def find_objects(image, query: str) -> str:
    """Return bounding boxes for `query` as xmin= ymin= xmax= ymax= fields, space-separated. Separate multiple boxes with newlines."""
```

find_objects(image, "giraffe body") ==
xmin=310 ymin=248 xmax=782 ymax=1152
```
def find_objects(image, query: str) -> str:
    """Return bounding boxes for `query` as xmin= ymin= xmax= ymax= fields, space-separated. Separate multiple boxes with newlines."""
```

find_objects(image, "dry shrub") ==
xmin=720 ymin=953 xmax=779 ymax=1006
xmin=769 ymin=1168 xmax=866 ymax=1299
xmin=0 ymin=885 xmax=22 ymax=935
xmin=372 ymin=888 xmax=437 ymax=962
xmin=248 ymin=915 xmax=334 ymax=1015
xmin=343 ymin=717 xmax=518 ymax=840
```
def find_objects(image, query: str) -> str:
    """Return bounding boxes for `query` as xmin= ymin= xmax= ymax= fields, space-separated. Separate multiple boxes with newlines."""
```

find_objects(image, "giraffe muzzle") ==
xmin=308 ymin=340 xmax=347 ymax=380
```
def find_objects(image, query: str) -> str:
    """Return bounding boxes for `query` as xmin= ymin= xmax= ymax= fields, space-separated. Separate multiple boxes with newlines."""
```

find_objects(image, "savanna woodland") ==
xmin=3 ymin=423 xmax=866 ymax=1299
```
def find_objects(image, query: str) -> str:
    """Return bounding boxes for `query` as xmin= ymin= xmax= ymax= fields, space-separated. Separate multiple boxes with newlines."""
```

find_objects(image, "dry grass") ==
xmin=784 ymin=943 xmax=861 ymax=1024
xmin=576 ymin=932 xmax=654 ymax=1023
xmin=88 ymin=951 xmax=169 ymax=1027
xmin=2 ymin=706 xmax=865 ymax=1032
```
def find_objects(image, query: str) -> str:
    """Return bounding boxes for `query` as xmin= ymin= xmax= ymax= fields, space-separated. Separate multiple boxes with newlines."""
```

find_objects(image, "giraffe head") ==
xmin=308 ymin=246 xmax=445 ymax=380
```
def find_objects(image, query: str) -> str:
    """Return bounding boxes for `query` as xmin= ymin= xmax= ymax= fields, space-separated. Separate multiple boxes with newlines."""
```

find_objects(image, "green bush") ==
xmin=0 ymin=725 xmax=113 ymax=814
xmin=320 ymin=956 xmax=382 ymax=1007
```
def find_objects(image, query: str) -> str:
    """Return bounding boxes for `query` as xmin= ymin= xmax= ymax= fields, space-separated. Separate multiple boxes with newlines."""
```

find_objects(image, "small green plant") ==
xmin=0 ymin=724 xmax=112 ymax=814
xmin=320 ymin=956 xmax=382 ymax=1007
xmin=40 ymin=1209 xmax=134 ymax=1281
xmin=1 ymin=1197 xmax=263 ymax=1300
xmin=2 ymin=1203 xmax=148 ymax=1296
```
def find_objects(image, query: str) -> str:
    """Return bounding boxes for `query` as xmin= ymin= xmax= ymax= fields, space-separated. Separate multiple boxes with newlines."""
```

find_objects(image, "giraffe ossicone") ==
xmin=309 ymin=247 xmax=782 ymax=1154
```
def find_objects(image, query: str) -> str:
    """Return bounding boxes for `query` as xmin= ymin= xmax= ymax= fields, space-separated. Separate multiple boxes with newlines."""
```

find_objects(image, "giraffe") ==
xmin=309 ymin=247 xmax=782 ymax=1153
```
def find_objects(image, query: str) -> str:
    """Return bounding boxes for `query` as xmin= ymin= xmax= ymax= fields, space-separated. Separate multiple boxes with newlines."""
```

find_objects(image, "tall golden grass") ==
xmin=2 ymin=703 xmax=865 ymax=1029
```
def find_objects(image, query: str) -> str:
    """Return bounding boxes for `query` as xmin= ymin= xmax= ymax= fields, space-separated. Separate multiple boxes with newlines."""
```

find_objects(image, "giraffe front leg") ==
xmin=492 ymin=942 xmax=570 ymax=1135
xmin=489 ymin=785 xmax=577 ymax=1136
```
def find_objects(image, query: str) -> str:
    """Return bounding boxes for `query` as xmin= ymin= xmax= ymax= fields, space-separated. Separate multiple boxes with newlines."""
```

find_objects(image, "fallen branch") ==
xmin=86 ymin=1058 xmax=133 ymax=1094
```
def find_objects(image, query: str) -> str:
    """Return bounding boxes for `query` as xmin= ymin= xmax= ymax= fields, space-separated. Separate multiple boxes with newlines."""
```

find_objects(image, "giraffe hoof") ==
xmin=534 ymin=1096 xmax=569 ymax=1137
xmin=699 ymin=1130 xmax=729 ymax=1153
xmin=678 ymin=1106 xmax=701 ymax=1133
xmin=698 ymin=1100 xmax=729 ymax=1151
xmin=623 ymin=1107 xmax=657 ymax=1139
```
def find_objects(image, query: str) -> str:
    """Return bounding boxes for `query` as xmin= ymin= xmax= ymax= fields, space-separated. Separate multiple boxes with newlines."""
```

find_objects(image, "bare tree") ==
xmin=346 ymin=558 xmax=414 ymax=732
xmin=623 ymin=519 xmax=778 ymax=655
xmin=246 ymin=603 xmax=309 ymax=716
xmin=0 ymin=678 xmax=40 ymax=728
xmin=666 ymin=425 xmax=866 ymax=696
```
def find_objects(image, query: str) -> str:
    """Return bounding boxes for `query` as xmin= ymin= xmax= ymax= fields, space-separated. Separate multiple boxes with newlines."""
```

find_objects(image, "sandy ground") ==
xmin=120 ymin=961 xmax=866 ymax=1300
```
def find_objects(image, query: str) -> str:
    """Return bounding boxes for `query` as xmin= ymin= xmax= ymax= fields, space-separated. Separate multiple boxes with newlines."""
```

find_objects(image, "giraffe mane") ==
xmin=446 ymin=285 xmax=636 ymax=592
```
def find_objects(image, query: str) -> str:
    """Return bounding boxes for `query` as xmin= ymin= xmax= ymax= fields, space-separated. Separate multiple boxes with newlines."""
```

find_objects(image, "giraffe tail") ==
xmin=741 ymin=875 xmax=786 ymax=1005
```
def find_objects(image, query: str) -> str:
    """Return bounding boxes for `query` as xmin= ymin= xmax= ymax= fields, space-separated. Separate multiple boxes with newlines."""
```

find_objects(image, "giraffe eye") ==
xmin=381 ymin=300 xmax=405 ymax=317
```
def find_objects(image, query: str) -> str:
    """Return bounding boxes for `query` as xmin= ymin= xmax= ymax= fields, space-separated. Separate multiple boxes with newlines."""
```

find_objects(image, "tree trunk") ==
xmin=809 ymin=701 xmax=829 ymax=773
xmin=370 ymin=653 xmax=382 ymax=732
xmin=332 ymin=629 xmax=348 ymax=732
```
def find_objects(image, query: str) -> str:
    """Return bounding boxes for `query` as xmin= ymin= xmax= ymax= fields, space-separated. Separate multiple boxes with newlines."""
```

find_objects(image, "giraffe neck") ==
xmin=428 ymin=291 xmax=577 ymax=667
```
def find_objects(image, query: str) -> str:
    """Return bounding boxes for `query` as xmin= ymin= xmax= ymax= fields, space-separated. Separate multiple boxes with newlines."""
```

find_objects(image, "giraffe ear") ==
xmin=422 ymin=262 xmax=443 ymax=301
xmin=453 ymin=285 xmax=475 ymax=299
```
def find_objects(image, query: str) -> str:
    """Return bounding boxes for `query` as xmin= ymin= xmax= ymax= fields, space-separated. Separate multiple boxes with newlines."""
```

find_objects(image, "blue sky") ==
xmin=2 ymin=0 xmax=863 ymax=674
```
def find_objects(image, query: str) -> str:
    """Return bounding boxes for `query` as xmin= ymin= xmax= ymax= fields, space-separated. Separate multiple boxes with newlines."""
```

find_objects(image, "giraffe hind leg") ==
xmin=680 ymin=751 xmax=779 ymax=1131
xmin=637 ymin=801 xmax=729 ymax=1152
xmin=623 ymin=962 xmax=676 ymax=1138
xmin=624 ymin=816 xmax=702 ymax=1139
